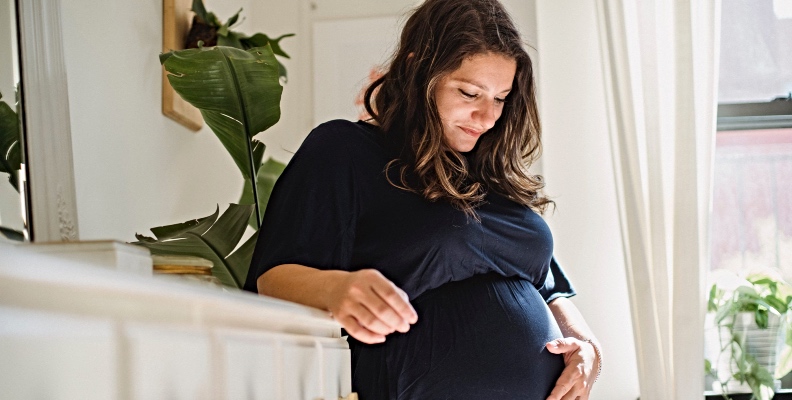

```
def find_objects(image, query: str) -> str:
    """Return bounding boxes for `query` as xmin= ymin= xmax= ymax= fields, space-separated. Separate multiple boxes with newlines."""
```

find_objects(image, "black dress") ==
xmin=244 ymin=120 xmax=576 ymax=400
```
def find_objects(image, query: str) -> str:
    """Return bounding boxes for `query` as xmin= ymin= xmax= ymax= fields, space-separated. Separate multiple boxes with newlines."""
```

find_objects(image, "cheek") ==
xmin=437 ymin=98 xmax=468 ymax=124
xmin=495 ymin=106 xmax=506 ymax=120
xmin=435 ymin=93 xmax=455 ymax=123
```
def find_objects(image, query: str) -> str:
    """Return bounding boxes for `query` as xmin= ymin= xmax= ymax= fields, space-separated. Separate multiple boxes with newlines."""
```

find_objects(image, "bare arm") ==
xmin=257 ymin=264 xmax=348 ymax=310
xmin=548 ymin=297 xmax=598 ymax=342
xmin=257 ymin=264 xmax=418 ymax=344
xmin=545 ymin=297 xmax=601 ymax=400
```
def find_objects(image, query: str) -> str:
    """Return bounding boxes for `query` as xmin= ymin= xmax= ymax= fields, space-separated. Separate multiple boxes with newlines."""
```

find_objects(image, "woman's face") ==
xmin=434 ymin=52 xmax=517 ymax=152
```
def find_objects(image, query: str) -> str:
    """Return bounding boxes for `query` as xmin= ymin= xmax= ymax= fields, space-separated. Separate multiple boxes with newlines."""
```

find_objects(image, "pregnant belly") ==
xmin=350 ymin=273 xmax=566 ymax=400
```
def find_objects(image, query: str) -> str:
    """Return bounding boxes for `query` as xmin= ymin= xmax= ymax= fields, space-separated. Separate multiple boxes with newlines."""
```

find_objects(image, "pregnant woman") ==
xmin=244 ymin=0 xmax=602 ymax=398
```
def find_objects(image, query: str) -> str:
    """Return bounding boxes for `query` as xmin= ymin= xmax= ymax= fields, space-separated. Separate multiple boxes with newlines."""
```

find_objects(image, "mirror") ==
xmin=0 ymin=0 xmax=26 ymax=241
xmin=10 ymin=0 xmax=79 ymax=243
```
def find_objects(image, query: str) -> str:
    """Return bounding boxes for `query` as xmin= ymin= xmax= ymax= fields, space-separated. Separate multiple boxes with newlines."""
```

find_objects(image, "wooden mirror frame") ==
xmin=17 ymin=0 xmax=79 ymax=242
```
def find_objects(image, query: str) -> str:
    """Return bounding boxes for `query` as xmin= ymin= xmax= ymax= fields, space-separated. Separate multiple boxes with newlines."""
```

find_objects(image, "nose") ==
xmin=472 ymin=101 xmax=499 ymax=131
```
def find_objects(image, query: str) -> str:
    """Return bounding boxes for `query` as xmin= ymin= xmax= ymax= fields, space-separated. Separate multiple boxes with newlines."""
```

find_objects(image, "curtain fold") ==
xmin=594 ymin=0 xmax=721 ymax=398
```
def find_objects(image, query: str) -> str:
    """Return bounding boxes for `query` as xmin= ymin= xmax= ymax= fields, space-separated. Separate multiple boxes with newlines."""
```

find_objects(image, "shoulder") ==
xmin=287 ymin=119 xmax=386 ymax=175
xmin=299 ymin=119 xmax=382 ymax=156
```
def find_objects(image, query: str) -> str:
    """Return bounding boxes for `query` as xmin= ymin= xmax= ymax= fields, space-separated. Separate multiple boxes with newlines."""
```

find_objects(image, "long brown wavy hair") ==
xmin=363 ymin=0 xmax=551 ymax=218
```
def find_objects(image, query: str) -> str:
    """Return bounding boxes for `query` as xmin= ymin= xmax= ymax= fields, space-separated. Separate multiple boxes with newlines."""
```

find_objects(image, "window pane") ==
xmin=719 ymin=0 xmax=792 ymax=103
xmin=710 ymin=128 xmax=792 ymax=276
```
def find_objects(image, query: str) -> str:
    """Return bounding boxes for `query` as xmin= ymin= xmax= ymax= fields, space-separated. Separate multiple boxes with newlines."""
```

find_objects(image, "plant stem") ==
xmin=245 ymin=140 xmax=262 ymax=229
xmin=216 ymin=47 xmax=262 ymax=229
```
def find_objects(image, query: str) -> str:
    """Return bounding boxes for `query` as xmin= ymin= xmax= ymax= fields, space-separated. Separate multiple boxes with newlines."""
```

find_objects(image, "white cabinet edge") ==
xmin=0 ymin=242 xmax=343 ymax=338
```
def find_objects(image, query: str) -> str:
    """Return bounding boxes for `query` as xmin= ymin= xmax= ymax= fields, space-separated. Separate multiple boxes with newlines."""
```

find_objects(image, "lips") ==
xmin=459 ymin=126 xmax=484 ymax=137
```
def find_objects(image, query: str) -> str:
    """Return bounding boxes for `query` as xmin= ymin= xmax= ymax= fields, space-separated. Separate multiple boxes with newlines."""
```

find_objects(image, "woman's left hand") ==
xmin=544 ymin=337 xmax=599 ymax=400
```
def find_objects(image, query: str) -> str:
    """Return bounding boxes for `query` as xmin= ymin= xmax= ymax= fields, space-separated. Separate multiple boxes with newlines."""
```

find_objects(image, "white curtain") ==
xmin=594 ymin=0 xmax=721 ymax=398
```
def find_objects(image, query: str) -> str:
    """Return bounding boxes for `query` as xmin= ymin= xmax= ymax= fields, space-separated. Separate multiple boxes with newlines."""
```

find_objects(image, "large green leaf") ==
xmin=239 ymin=157 xmax=286 ymax=227
xmin=224 ymin=230 xmax=258 ymax=283
xmin=776 ymin=319 xmax=792 ymax=379
xmin=240 ymin=33 xmax=294 ymax=82
xmin=0 ymin=91 xmax=21 ymax=192
xmin=160 ymin=45 xmax=282 ymax=180
xmin=132 ymin=204 xmax=255 ymax=288
xmin=190 ymin=0 xmax=219 ymax=26
xmin=0 ymin=226 xmax=24 ymax=241
xmin=147 ymin=207 xmax=218 ymax=241
xmin=240 ymin=33 xmax=294 ymax=58
xmin=217 ymin=30 xmax=244 ymax=49
xmin=224 ymin=8 xmax=242 ymax=29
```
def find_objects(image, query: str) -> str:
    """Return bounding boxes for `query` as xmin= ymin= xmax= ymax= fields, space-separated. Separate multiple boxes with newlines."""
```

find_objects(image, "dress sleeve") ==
xmin=537 ymin=256 xmax=577 ymax=303
xmin=243 ymin=122 xmax=359 ymax=293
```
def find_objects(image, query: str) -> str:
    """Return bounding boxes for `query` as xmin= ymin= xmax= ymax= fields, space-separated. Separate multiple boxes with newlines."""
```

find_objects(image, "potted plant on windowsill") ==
xmin=705 ymin=270 xmax=792 ymax=400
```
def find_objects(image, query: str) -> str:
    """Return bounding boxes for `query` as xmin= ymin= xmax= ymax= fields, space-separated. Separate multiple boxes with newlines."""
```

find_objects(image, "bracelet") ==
xmin=583 ymin=339 xmax=602 ymax=383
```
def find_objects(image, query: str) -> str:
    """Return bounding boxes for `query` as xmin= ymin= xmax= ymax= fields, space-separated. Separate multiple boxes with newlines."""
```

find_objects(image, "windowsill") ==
xmin=706 ymin=390 xmax=792 ymax=399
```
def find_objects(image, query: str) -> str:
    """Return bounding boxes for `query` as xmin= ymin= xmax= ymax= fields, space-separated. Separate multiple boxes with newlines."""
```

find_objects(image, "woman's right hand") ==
xmin=326 ymin=269 xmax=418 ymax=344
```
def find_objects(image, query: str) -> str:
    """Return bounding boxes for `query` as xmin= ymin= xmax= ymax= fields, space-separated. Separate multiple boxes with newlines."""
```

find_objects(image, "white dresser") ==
xmin=0 ymin=242 xmax=354 ymax=400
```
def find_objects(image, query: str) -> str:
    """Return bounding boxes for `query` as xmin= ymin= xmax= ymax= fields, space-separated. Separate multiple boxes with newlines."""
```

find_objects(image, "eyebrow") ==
xmin=453 ymin=78 xmax=512 ymax=94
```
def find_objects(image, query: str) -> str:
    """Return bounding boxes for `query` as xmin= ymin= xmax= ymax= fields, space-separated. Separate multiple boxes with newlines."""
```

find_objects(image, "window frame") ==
xmin=717 ymin=95 xmax=792 ymax=131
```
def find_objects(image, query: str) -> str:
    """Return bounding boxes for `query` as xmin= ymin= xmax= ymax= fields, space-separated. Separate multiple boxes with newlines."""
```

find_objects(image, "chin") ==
xmin=457 ymin=145 xmax=476 ymax=152
xmin=453 ymin=139 xmax=478 ymax=152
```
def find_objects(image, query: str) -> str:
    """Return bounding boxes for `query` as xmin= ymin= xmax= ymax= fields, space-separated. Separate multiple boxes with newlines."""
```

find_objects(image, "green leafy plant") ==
xmin=160 ymin=43 xmax=286 ymax=226
xmin=186 ymin=0 xmax=294 ymax=81
xmin=240 ymin=157 xmax=286 ymax=228
xmin=0 ymin=89 xmax=25 ymax=241
xmin=135 ymin=21 xmax=290 ymax=288
xmin=0 ymin=90 xmax=21 ymax=192
xmin=134 ymin=204 xmax=256 ymax=288
xmin=706 ymin=271 xmax=792 ymax=400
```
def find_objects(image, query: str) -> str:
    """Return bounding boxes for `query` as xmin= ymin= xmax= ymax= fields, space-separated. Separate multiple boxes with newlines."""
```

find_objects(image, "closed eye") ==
xmin=459 ymin=89 xmax=507 ymax=105
xmin=459 ymin=89 xmax=476 ymax=99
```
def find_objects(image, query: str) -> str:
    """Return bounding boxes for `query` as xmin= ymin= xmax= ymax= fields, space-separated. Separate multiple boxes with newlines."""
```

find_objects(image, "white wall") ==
xmin=60 ymin=0 xmax=258 ymax=241
xmin=249 ymin=0 xmax=419 ymax=162
xmin=535 ymin=0 xmax=640 ymax=398
xmin=58 ymin=0 xmax=421 ymax=239
xmin=248 ymin=0 xmax=310 ymax=162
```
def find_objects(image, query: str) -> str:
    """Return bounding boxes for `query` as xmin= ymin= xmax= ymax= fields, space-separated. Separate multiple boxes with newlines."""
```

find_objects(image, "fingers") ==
xmin=352 ymin=270 xmax=415 ymax=333
xmin=370 ymin=275 xmax=419 ymax=324
xmin=348 ymin=300 xmax=401 ymax=336
xmin=559 ymin=391 xmax=580 ymax=400
xmin=547 ymin=378 xmax=585 ymax=400
xmin=546 ymin=366 xmax=581 ymax=400
xmin=328 ymin=269 xmax=419 ymax=343
xmin=545 ymin=338 xmax=579 ymax=354
xmin=335 ymin=314 xmax=385 ymax=344
xmin=546 ymin=337 xmax=596 ymax=400
xmin=360 ymin=288 xmax=411 ymax=333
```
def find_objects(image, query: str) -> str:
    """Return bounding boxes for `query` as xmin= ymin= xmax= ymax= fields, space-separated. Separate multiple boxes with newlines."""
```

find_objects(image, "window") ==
xmin=710 ymin=128 xmax=792 ymax=274
xmin=716 ymin=0 xmax=792 ymax=131
xmin=709 ymin=0 xmax=792 ymax=391
xmin=712 ymin=0 xmax=792 ymax=272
